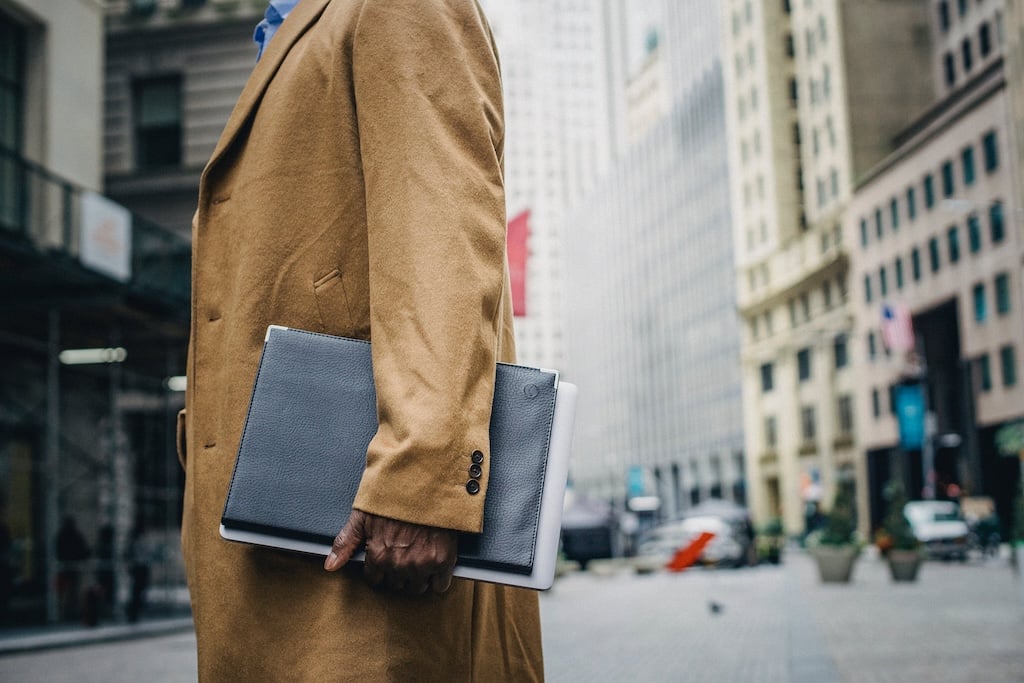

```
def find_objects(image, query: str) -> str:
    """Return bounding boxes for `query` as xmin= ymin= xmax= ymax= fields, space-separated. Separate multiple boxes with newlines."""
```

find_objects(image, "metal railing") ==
xmin=0 ymin=147 xmax=190 ymax=309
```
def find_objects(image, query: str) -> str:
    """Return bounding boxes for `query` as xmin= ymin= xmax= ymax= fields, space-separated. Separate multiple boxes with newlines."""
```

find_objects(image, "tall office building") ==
xmin=563 ymin=2 xmax=745 ymax=516
xmin=478 ymin=0 xmax=628 ymax=370
xmin=849 ymin=0 xmax=1022 ymax=530
xmin=723 ymin=0 xmax=934 ymax=534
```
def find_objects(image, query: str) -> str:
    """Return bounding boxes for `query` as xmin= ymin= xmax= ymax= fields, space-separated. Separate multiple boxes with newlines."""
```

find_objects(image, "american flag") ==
xmin=881 ymin=303 xmax=915 ymax=353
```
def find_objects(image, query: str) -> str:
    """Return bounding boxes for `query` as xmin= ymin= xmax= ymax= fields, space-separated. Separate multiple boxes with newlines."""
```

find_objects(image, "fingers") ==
xmin=324 ymin=512 xmax=365 ymax=571
xmin=325 ymin=513 xmax=458 ymax=596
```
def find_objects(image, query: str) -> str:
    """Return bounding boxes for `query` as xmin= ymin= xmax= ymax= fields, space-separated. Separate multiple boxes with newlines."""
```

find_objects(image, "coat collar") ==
xmin=201 ymin=0 xmax=332 ymax=184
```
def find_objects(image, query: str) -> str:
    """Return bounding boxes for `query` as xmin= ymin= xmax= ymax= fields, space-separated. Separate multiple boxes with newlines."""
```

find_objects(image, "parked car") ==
xmin=637 ymin=500 xmax=756 ymax=568
xmin=903 ymin=500 xmax=970 ymax=561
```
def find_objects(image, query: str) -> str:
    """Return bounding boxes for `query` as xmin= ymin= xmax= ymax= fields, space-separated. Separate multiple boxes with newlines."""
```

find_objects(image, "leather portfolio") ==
xmin=220 ymin=326 xmax=577 ymax=590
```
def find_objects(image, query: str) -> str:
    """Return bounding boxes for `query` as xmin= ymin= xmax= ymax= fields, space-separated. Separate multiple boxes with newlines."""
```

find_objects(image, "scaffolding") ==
xmin=0 ymin=147 xmax=190 ymax=627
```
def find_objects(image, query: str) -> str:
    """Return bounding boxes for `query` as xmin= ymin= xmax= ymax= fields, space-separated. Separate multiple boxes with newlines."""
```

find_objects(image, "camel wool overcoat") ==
xmin=176 ymin=0 xmax=542 ymax=679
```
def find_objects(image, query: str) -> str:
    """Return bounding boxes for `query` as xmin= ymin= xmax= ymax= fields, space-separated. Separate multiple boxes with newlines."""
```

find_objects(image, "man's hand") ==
xmin=324 ymin=510 xmax=458 ymax=595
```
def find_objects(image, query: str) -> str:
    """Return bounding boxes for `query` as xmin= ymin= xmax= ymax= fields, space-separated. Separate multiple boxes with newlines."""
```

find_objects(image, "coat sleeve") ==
xmin=349 ymin=0 xmax=506 ymax=533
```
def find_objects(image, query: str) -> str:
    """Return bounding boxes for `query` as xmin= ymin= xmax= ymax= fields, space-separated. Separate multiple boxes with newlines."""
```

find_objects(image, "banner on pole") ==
xmin=895 ymin=383 xmax=926 ymax=450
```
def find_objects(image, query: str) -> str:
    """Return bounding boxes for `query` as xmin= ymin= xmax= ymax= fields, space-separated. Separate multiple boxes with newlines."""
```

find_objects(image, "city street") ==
xmin=2 ymin=550 xmax=1022 ymax=682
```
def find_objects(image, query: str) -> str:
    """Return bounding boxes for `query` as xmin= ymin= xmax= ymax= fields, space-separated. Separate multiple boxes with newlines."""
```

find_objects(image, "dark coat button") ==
xmin=471 ymin=450 xmax=484 ymax=464
xmin=466 ymin=480 xmax=481 ymax=495
xmin=469 ymin=463 xmax=483 ymax=479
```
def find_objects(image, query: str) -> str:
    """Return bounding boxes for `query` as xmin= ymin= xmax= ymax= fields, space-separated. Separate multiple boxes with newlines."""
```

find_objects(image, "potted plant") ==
xmin=810 ymin=480 xmax=860 ymax=583
xmin=756 ymin=517 xmax=784 ymax=565
xmin=881 ymin=479 xmax=922 ymax=582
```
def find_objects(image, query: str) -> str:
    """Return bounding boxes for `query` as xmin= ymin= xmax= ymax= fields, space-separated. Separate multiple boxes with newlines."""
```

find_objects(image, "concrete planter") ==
xmin=887 ymin=549 xmax=923 ymax=582
xmin=812 ymin=545 xmax=859 ymax=583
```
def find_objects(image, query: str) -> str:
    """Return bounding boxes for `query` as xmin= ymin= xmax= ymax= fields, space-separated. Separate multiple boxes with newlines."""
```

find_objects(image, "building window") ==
xmin=995 ymin=272 xmax=1011 ymax=315
xmin=837 ymin=395 xmax=853 ymax=435
xmin=785 ymin=33 xmax=795 ymax=57
xmin=761 ymin=363 xmax=774 ymax=392
xmin=789 ymin=78 xmax=798 ymax=103
xmin=1001 ymin=346 xmax=1017 ymax=387
xmin=868 ymin=331 xmax=877 ymax=360
xmin=765 ymin=416 xmax=778 ymax=448
xmin=957 ymin=0 xmax=966 ymax=18
xmin=830 ymin=168 xmax=839 ymax=197
xmin=948 ymin=226 xmax=960 ymax=263
xmin=941 ymin=161 xmax=954 ymax=197
xmin=0 ymin=13 xmax=24 ymax=154
xmin=834 ymin=336 xmax=848 ymax=369
xmin=797 ymin=348 xmax=812 ymax=382
xmin=800 ymin=406 xmax=816 ymax=442
xmin=789 ymin=299 xmax=798 ymax=327
xmin=783 ymin=0 xmax=791 ymax=15
xmin=962 ymin=147 xmax=976 ymax=186
xmin=973 ymin=283 xmax=986 ymax=322
xmin=875 ymin=208 xmax=884 ymax=238
xmin=929 ymin=237 xmax=941 ymax=272
xmin=906 ymin=187 xmax=917 ymax=220
xmin=890 ymin=197 xmax=899 ymax=230
xmin=864 ymin=274 xmax=873 ymax=303
xmin=871 ymin=388 xmax=881 ymax=418
xmin=895 ymin=257 xmax=904 ymax=289
xmin=800 ymin=293 xmax=810 ymax=321
xmin=823 ymin=281 xmax=833 ymax=309
xmin=962 ymin=38 xmax=973 ymax=72
xmin=911 ymin=248 xmax=921 ymax=281
xmin=983 ymin=130 xmax=999 ymax=172
xmin=990 ymin=201 xmax=1005 ymax=243
xmin=938 ymin=1 xmax=950 ymax=31
xmin=860 ymin=219 xmax=868 ymax=247
xmin=134 ymin=76 xmax=183 ymax=170
xmin=979 ymin=354 xmax=992 ymax=392
xmin=979 ymin=22 xmax=992 ymax=57
xmin=924 ymin=174 xmax=935 ymax=208
xmin=879 ymin=266 xmax=888 ymax=297
xmin=944 ymin=52 xmax=956 ymax=87
xmin=968 ymin=214 xmax=982 ymax=252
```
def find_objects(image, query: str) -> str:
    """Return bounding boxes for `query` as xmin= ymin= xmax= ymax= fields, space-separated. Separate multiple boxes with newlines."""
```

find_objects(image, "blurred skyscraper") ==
xmin=477 ymin=0 xmax=628 ymax=370
xmin=848 ymin=0 xmax=1022 ymax=532
xmin=555 ymin=2 xmax=745 ymax=516
xmin=724 ymin=0 xmax=937 ymax=534
xmin=726 ymin=0 xmax=1023 ymax=536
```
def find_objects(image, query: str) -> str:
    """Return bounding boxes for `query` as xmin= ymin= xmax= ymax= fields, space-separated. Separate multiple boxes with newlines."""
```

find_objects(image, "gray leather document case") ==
xmin=220 ymin=326 xmax=577 ymax=590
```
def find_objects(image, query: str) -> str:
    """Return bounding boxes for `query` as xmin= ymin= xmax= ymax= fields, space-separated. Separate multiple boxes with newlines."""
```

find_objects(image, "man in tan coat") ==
xmin=177 ymin=0 xmax=543 ymax=679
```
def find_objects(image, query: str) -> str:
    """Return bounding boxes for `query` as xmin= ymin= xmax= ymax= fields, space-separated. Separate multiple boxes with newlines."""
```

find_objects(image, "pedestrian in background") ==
xmin=176 ymin=0 xmax=542 ymax=680
xmin=55 ymin=516 xmax=89 ymax=622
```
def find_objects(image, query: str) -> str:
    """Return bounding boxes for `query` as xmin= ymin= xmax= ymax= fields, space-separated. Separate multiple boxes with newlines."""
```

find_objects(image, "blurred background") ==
xmin=0 ymin=0 xmax=1022 ymax=680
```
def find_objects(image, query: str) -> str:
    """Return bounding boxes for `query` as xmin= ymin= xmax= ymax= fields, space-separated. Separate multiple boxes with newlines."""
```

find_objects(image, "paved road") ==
xmin=2 ymin=551 xmax=1022 ymax=682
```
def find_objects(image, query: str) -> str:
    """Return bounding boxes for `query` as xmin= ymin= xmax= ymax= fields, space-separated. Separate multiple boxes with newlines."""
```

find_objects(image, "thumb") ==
xmin=324 ymin=511 xmax=365 ymax=571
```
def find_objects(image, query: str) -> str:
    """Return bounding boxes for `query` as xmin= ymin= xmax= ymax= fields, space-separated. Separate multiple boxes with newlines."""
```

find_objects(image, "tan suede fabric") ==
xmin=179 ymin=0 xmax=541 ymax=679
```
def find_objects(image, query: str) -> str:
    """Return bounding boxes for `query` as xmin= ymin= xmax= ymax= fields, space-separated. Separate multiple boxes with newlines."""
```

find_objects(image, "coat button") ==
xmin=471 ymin=450 xmax=484 ymax=464
xmin=466 ymin=480 xmax=481 ymax=495
xmin=469 ymin=463 xmax=483 ymax=479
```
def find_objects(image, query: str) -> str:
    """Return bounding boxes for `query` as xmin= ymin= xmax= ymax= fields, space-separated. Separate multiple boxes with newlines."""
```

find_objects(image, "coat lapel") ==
xmin=201 ymin=0 xmax=332 ymax=182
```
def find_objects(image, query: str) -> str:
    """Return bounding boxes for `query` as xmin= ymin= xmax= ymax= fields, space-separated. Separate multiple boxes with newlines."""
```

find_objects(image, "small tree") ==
xmin=881 ymin=479 xmax=919 ymax=551
xmin=820 ymin=480 xmax=857 ymax=546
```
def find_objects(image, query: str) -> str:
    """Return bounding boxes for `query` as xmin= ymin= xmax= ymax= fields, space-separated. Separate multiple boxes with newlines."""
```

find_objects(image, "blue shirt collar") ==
xmin=254 ymin=0 xmax=302 ymax=62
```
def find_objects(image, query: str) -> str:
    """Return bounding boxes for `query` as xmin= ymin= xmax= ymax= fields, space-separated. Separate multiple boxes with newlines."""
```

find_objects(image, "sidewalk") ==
xmin=0 ymin=616 xmax=194 ymax=657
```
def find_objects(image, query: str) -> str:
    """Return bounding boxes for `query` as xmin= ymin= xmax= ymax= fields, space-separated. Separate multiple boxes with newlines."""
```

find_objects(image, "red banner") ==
xmin=507 ymin=209 xmax=529 ymax=317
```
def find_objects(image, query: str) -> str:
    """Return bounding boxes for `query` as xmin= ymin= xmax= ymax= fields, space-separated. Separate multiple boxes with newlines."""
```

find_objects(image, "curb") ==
xmin=0 ymin=617 xmax=194 ymax=657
